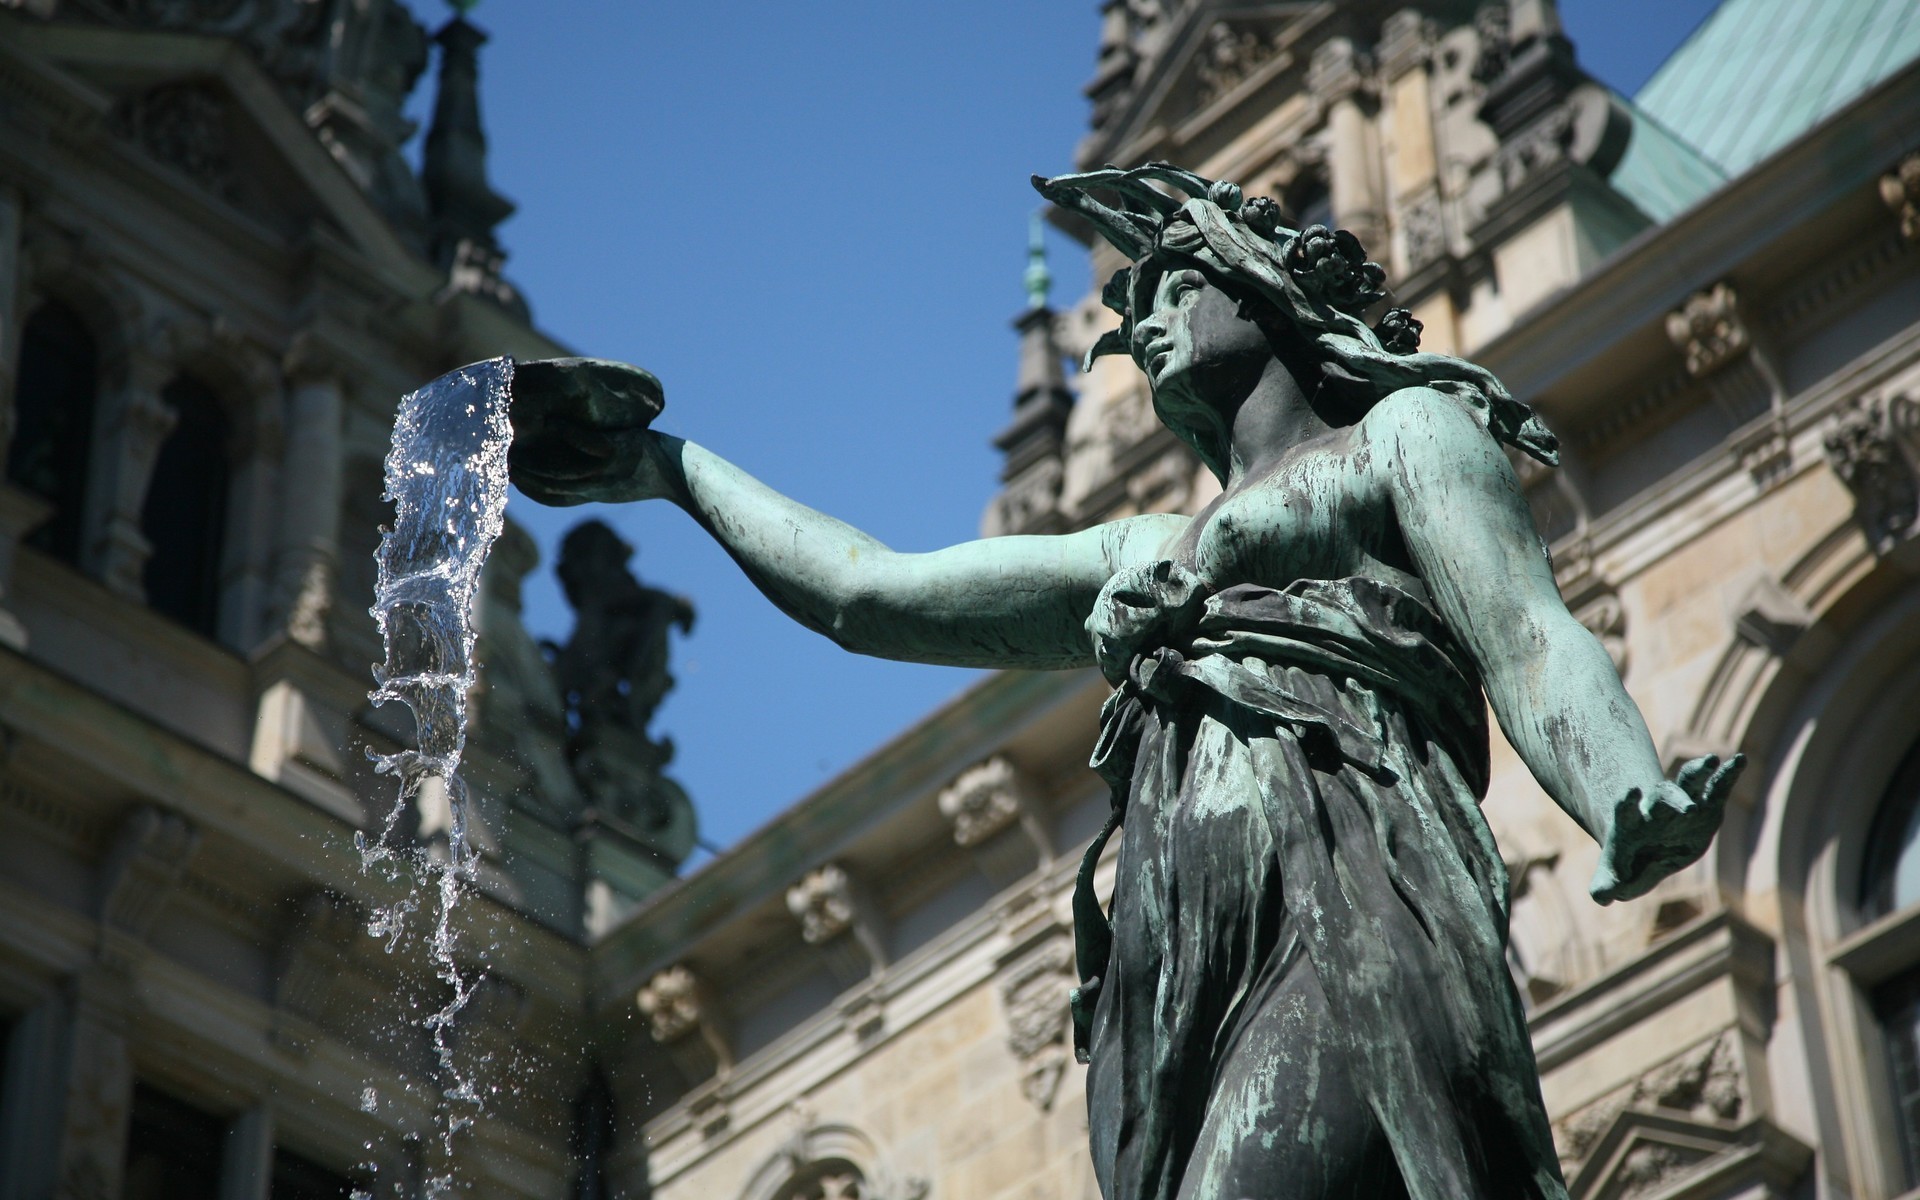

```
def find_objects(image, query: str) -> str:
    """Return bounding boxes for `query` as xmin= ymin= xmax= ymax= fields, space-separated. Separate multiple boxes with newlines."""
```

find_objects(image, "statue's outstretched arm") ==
xmin=506 ymin=358 xmax=1184 ymax=669
xmin=1372 ymin=387 xmax=1743 ymax=904
xmin=655 ymin=436 xmax=1183 ymax=668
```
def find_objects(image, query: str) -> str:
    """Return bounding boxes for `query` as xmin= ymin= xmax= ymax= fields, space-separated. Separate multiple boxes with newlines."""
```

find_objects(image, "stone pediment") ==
xmin=6 ymin=21 xmax=423 ymax=269
xmin=1081 ymin=2 xmax=1326 ymax=168
xmin=1568 ymin=1111 xmax=1811 ymax=1200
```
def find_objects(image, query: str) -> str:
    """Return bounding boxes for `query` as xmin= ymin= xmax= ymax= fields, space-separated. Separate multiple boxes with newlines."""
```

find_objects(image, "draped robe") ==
xmin=1072 ymin=560 xmax=1570 ymax=1200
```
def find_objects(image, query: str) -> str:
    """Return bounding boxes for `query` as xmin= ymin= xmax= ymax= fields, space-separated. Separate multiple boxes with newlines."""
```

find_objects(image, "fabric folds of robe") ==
xmin=1075 ymin=561 xmax=1569 ymax=1200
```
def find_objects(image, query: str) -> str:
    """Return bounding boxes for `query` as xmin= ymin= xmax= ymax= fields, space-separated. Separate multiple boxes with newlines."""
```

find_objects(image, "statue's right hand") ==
xmin=509 ymin=357 xmax=673 ymax=505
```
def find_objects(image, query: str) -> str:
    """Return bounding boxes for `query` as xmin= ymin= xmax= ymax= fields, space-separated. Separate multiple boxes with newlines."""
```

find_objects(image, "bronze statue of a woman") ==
xmin=506 ymin=163 xmax=1742 ymax=1200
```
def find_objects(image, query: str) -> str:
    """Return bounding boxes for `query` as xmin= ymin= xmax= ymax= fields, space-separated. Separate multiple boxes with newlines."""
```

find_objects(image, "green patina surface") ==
xmin=505 ymin=164 xmax=1741 ymax=1199
xmin=1609 ymin=0 xmax=1920 ymax=223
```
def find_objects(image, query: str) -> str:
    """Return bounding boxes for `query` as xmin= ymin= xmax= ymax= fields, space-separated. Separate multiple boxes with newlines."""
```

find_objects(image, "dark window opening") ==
xmin=123 ymin=1083 xmax=224 ymax=1200
xmin=1880 ymin=967 xmax=1920 ymax=1187
xmin=8 ymin=301 xmax=99 ymax=562
xmin=141 ymin=375 xmax=230 ymax=637
xmin=1860 ymin=740 xmax=1920 ymax=919
xmin=270 ymin=1147 xmax=357 ymax=1200
xmin=1282 ymin=175 xmax=1333 ymax=232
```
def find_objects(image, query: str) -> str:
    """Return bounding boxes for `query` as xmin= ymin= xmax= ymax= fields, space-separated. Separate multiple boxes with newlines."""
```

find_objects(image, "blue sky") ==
xmin=408 ymin=0 xmax=1724 ymax=860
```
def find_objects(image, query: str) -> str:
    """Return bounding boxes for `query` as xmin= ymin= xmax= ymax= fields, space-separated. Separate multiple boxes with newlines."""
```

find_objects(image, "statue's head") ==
xmin=1033 ymin=163 xmax=1557 ymax=480
xmin=555 ymin=519 xmax=634 ymax=605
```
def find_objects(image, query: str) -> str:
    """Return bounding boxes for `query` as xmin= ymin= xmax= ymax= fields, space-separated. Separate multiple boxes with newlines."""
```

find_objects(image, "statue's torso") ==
xmin=1164 ymin=422 xmax=1423 ymax=601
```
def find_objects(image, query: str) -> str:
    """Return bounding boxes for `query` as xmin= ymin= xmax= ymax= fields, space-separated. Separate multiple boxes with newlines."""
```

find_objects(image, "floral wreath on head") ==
xmin=1032 ymin=162 xmax=1559 ymax=468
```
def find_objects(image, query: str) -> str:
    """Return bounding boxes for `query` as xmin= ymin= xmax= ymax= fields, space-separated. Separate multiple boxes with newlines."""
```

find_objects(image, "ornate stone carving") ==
xmin=1730 ymin=572 xmax=1812 ymax=657
xmin=1401 ymin=193 xmax=1447 ymax=272
xmin=1378 ymin=8 xmax=1431 ymax=79
xmin=270 ymin=888 xmax=362 ymax=1055
xmin=637 ymin=964 xmax=707 ymax=1044
xmin=97 ymin=805 xmax=199 ymax=945
xmin=937 ymin=756 xmax=1027 ymax=847
xmin=110 ymin=83 xmax=237 ymax=198
xmin=548 ymin=520 xmax=697 ymax=858
xmin=1665 ymin=283 xmax=1749 ymax=380
xmin=1882 ymin=150 xmax=1920 ymax=244
xmin=999 ymin=936 xmax=1075 ymax=1110
xmin=750 ymin=1112 xmax=929 ymax=1200
xmin=1470 ymin=1 xmax=1511 ymax=85
xmin=1553 ymin=1032 xmax=1745 ymax=1176
xmin=788 ymin=863 xmax=857 ymax=945
xmin=1824 ymin=393 xmax=1920 ymax=554
xmin=1194 ymin=21 xmax=1279 ymax=105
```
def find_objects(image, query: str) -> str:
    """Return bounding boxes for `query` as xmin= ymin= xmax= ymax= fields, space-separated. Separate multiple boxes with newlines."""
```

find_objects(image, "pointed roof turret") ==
xmin=984 ymin=217 xmax=1075 ymax=537
xmin=422 ymin=1 xmax=524 ymax=314
xmin=1023 ymin=211 xmax=1054 ymax=312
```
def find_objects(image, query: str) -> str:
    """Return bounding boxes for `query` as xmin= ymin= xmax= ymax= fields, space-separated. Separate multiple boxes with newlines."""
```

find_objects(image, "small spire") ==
xmin=1023 ymin=211 xmax=1053 ymax=311
xmin=422 ymin=5 xmax=514 ymax=271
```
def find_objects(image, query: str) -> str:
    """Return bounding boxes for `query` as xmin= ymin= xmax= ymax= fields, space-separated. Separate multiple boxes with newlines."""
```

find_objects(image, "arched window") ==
xmin=1861 ymin=741 xmax=1920 ymax=919
xmin=774 ymin=1160 xmax=866 ymax=1200
xmin=141 ymin=375 xmax=230 ymax=637
xmin=7 ymin=301 xmax=100 ymax=562
xmin=1860 ymin=739 xmax=1920 ymax=1183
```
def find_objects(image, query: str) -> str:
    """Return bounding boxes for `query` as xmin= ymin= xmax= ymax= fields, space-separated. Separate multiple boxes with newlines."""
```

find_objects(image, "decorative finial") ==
xmin=1023 ymin=211 xmax=1052 ymax=311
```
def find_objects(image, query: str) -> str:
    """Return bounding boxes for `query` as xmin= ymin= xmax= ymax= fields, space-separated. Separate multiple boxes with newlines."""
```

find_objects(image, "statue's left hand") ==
xmin=509 ymin=357 xmax=670 ymax=506
xmin=1589 ymin=753 xmax=1745 ymax=905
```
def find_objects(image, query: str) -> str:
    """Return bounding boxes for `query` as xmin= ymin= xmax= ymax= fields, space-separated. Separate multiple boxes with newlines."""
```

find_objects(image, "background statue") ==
xmin=544 ymin=517 xmax=696 ymax=858
xmin=503 ymin=165 xmax=1740 ymax=1200
xmin=549 ymin=518 xmax=696 ymax=743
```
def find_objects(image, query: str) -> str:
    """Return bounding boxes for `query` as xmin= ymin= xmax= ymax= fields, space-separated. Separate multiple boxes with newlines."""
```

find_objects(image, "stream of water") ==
xmin=362 ymin=357 xmax=514 ymax=1196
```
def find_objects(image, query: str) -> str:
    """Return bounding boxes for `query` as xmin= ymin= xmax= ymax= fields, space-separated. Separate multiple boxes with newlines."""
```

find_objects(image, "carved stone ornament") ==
xmin=1401 ymin=194 xmax=1447 ymax=272
xmin=750 ymin=1111 xmax=929 ymax=1200
xmin=111 ymin=84 xmax=237 ymax=198
xmin=1823 ymin=393 xmax=1920 ymax=554
xmin=1194 ymin=21 xmax=1279 ymax=105
xmin=787 ymin=863 xmax=857 ymax=945
xmin=98 ymin=805 xmax=200 ymax=943
xmin=999 ymin=937 xmax=1075 ymax=1110
xmin=1471 ymin=1 xmax=1511 ymax=84
xmin=637 ymin=964 xmax=706 ymax=1043
xmin=1665 ymin=283 xmax=1750 ymax=380
xmin=270 ymin=889 xmax=363 ymax=1053
xmin=1882 ymin=150 xmax=1920 ymax=244
xmin=937 ymin=756 xmax=1028 ymax=848
xmin=1553 ymin=1031 xmax=1745 ymax=1177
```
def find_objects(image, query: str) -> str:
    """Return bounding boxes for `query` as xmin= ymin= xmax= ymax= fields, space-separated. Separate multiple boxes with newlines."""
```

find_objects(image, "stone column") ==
xmin=0 ymin=184 xmax=24 ymax=453
xmin=1309 ymin=37 xmax=1385 ymax=252
xmin=218 ymin=1105 xmax=274 ymax=1200
xmin=272 ymin=341 xmax=344 ymax=649
xmin=0 ymin=977 xmax=139 ymax=1200
xmin=0 ymin=187 xmax=53 ymax=644
xmin=84 ymin=349 xmax=176 ymax=599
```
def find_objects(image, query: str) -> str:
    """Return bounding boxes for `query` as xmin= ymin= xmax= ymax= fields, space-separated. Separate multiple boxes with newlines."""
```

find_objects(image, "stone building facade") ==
xmin=605 ymin=3 xmax=1920 ymax=1200
xmin=6 ymin=1 xmax=1920 ymax=1199
xmin=0 ymin=3 xmax=693 ymax=1196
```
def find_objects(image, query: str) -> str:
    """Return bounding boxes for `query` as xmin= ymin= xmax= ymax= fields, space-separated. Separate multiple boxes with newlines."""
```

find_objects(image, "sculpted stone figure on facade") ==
xmin=546 ymin=517 xmax=697 ymax=851
xmin=506 ymin=158 xmax=1741 ymax=1198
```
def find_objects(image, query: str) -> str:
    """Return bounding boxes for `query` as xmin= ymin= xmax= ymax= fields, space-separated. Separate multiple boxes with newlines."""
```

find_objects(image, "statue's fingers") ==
xmin=1704 ymin=753 xmax=1747 ymax=804
xmin=1674 ymin=754 xmax=1719 ymax=798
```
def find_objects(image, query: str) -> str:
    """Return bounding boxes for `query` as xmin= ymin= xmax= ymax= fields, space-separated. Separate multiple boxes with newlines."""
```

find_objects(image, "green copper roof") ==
xmin=1607 ymin=95 xmax=1727 ymax=224
xmin=1634 ymin=0 xmax=1920 ymax=177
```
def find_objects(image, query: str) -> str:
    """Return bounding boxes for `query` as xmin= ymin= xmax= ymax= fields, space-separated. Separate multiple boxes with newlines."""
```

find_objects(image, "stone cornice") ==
xmin=0 ymin=639 xmax=588 ymax=1006
xmin=588 ymin=667 xmax=1099 ymax=1009
xmin=1475 ymin=61 xmax=1920 ymax=407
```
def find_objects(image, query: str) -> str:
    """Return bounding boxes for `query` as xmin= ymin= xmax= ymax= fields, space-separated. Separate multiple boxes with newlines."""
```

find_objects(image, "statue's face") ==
xmin=1131 ymin=267 xmax=1275 ymax=478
